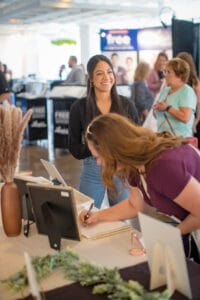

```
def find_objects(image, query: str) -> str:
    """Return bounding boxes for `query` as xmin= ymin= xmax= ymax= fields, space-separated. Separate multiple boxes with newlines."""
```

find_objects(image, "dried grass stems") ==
xmin=0 ymin=106 xmax=32 ymax=182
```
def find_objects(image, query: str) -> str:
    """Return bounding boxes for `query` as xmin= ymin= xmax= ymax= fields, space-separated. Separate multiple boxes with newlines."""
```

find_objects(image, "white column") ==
xmin=79 ymin=24 xmax=101 ymax=71
xmin=80 ymin=24 xmax=90 ymax=70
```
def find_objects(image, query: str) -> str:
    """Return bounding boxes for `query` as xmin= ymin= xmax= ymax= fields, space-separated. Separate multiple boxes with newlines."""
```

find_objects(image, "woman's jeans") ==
xmin=79 ymin=157 xmax=130 ymax=209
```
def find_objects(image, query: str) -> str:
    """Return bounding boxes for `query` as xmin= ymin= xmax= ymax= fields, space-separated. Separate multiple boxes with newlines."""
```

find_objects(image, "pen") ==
xmin=84 ymin=202 xmax=94 ymax=222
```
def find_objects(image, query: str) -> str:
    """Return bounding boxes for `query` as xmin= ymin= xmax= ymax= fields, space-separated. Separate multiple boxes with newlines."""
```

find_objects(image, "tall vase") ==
xmin=1 ymin=181 xmax=22 ymax=236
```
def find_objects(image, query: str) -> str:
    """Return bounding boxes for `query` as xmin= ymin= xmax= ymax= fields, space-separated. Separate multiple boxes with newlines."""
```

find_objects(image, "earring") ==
xmin=90 ymin=81 xmax=93 ymax=87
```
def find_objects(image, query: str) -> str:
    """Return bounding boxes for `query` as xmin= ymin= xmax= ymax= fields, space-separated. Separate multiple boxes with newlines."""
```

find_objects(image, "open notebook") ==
xmin=80 ymin=220 xmax=131 ymax=240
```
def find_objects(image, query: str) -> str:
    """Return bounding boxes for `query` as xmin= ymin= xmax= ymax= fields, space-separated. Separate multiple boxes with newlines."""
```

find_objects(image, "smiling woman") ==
xmin=68 ymin=54 xmax=139 ymax=209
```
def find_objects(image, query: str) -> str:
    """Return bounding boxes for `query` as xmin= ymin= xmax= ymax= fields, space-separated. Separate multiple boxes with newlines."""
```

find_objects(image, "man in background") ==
xmin=65 ymin=56 xmax=85 ymax=85
xmin=0 ymin=61 xmax=11 ymax=103
xmin=125 ymin=56 xmax=135 ymax=85
xmin=111 ymin=53 xmax=127 ymax=85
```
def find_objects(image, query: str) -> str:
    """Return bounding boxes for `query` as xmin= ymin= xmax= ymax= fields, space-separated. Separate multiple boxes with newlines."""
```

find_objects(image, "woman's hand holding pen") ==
xmin=79 ymin=205 xmax=101 ymax=225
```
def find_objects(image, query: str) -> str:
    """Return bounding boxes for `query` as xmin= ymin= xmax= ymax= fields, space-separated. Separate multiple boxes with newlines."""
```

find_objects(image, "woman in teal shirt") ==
xmin=154 ymin=58 xmax=197 ymax=137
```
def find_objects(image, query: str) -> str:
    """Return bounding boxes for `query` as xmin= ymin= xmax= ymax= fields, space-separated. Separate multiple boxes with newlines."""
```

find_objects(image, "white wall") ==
xmin=0 ymin=24 xmax=82 ymax=80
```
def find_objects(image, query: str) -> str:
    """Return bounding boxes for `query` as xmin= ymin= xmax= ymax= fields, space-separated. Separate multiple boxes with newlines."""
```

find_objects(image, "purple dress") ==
xmin=128 ymin=145 xmax=200 ymax=220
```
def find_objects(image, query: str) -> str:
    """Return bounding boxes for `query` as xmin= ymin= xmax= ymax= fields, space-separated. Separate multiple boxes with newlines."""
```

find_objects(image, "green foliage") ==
xmin=1 ymin=249 xmax=169 ymax=299
xmin=51 ymin=39 xmax=77 ymax=46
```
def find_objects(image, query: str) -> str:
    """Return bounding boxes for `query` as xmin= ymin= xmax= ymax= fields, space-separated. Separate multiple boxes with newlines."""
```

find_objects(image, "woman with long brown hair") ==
xmin=80 ymin=113 xmax=200 ymax=263
xmin=69 ymin=55 xmax=139 ymax=208
xmin=147 ymin=52 xmax=168 ymax=98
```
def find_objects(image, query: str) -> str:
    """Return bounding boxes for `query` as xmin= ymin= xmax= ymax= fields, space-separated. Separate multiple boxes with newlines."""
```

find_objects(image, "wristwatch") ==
xmin=166 ymin=105 xmax=172 ymax=112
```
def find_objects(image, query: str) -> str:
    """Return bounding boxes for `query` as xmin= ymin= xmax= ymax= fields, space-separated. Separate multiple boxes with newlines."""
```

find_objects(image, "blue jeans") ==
xmin=79 ymin=157 xmax=130 ymax=208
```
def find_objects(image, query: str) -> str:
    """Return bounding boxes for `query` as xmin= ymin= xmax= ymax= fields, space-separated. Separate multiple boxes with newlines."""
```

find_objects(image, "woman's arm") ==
xmin=174 ymin=176 xmax=200 ymax=234
xmin=165 ymin=106 xmax=192 ymax=123
xmin=68 ymin=100 xmax=91 ymax=159
xmin=79 ymin=186 xmax=145 ymax=224
xmin=155 ymin=101 xmax=192 ymax=123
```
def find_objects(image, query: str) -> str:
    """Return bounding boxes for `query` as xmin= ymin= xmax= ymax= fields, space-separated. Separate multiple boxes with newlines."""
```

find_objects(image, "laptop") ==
xmin=40 ymin=159 xmax=94 ymax=209
xmin=40 ymin=159 xmax=66 ymax=186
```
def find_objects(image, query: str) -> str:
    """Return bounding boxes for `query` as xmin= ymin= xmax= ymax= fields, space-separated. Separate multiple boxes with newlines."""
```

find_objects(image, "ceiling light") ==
xmin=8 ymin=18 xmax=22 ymax=24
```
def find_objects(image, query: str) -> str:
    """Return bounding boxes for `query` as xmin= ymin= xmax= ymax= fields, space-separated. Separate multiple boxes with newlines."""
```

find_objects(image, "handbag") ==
xmin=163 ymin=112 xmax=198 ymax=147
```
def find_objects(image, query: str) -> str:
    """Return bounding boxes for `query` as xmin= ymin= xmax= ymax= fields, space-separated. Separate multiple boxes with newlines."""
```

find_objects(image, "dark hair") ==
xmin=154 ymin=52 xmax=168 ymax=69
xmin=86 ymin=54 xmax=124 ymax=124
xmin=111 ymin=52 xmax=118 ymax=59
xmin=177 ymin=52 xmax=199 ymax=87
xmin=157 ymin=52 xmax=168 ymax=60
xmin=69 ymin=56 xmax=77 ymax=63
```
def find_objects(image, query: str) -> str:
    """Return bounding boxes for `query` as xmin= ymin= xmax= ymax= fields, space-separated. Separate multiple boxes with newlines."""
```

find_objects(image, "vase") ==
xmin=1 ymin=181 xmax=22 ymax=236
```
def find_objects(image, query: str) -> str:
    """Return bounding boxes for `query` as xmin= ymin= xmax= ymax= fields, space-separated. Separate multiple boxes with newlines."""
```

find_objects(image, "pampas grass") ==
xmin=0 ymin=105 xmax=32 ymax=183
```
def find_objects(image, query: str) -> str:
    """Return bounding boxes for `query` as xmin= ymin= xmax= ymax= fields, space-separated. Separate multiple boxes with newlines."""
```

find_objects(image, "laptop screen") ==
xmin=40 ymin=159 xmax=67 ymax=186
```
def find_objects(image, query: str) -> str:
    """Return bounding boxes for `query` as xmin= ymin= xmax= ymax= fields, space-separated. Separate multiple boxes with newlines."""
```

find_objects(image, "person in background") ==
xmin=111 ymin=53 xmax=127 ymax=85
xmin=125 ymin=56 xmax=135 ymax=85
xmin=80 ymin=113 xmax=200 ymax=263
xmin=177 ymin=52 xmax=200 ymax=148
xmin=2 ymin=63 xmax=12 ymax=90
xmin=69 ymin=54 xmax=139 ymax=208
xmin=130 ymin=61 xmax=153 ymax=124
xmin=154 ymin=58 xmax=197 ymax=138
xmin=0 ymin=61 xmax=11 ymax=103
xmin=147 ymin=52 xmax=168 ymax=98
xmin=59 ymin=64 xmax=66 ymax=80
xmin=65 ymin=55 xmax=85 ymax=85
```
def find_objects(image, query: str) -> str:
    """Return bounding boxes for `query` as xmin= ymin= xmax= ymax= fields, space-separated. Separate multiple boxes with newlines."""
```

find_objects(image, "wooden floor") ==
xmin=19 ymin=140 xmax=82 ymax=189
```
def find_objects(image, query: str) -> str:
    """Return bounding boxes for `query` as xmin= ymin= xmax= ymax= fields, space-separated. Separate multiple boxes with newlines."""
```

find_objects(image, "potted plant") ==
xmin=0 ymin=103 xmax=32 ymax=236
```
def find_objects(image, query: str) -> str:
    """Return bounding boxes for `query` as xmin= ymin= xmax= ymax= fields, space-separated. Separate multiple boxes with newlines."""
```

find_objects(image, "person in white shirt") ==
xmin=66 ymin=56 xmax=85 ymax=85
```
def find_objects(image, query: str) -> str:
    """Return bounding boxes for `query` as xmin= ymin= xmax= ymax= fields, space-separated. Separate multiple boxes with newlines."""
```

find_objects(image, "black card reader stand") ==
xmin=51 ymin=178 xmax=62 ymax=186
xmin=41 ymin=201 xmax=61 ymax=250
xmin=23 ymin=192 xmax=34 ymax=237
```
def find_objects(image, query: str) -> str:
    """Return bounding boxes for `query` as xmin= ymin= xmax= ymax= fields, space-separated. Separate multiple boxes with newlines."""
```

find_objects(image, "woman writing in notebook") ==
xmin=69 ymin=54 xmax=139 ymax=209
xmin=80 ymin=113 xmax=200 ymax=263
xmin=154 ymin=58 xmax=197 ymax=138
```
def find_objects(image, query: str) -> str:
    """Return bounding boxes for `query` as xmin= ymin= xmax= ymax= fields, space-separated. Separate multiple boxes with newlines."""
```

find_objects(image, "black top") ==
xmin=0 ymin=71 xmax=10 ymax=94
xmin=68 ymin=96 xmax=139 ymax=159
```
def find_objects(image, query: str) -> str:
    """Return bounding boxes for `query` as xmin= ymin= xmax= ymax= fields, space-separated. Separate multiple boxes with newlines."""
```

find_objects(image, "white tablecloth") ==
xmin=0 ymin=210 xmax=146 ymax=300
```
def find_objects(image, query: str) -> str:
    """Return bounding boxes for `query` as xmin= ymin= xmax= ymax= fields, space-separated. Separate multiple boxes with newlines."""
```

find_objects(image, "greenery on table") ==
xmin=1 ymin=249 xmax=169 ymax=300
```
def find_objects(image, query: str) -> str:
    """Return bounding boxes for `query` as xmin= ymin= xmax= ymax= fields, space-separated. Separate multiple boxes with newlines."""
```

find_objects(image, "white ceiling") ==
xmin=0 ymin=0 xmax=199 ymax=29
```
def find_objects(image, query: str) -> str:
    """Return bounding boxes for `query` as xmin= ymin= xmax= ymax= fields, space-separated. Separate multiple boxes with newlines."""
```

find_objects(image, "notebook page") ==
xmin=80 ymin=221 xmax=131 ymax=240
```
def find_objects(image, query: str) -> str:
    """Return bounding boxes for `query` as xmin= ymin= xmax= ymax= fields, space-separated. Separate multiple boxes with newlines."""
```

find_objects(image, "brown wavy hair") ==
xmin=154 ymin=52 xmax=168 ymax=70
xmin=177 ymin=52 xmax=199 ymax=87
xmin=86 ymin=113 xmax=187 ymax=190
